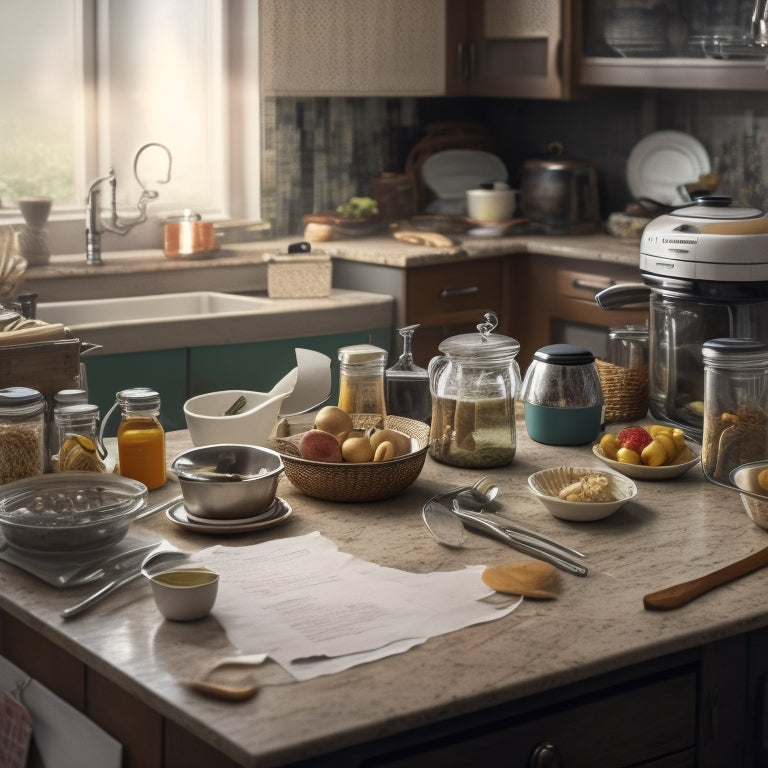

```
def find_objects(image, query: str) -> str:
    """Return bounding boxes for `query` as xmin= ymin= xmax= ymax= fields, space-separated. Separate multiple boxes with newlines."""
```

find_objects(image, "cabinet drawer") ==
xmin=373 ymin=671 xmax=696 ymax=768
xmin=407 ymin=260 xmax=503 ymax=325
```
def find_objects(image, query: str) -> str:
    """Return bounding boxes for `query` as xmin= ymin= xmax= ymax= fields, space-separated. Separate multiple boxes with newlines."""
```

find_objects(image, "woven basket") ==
xmin=270 ymin=415 xmax=430 ymax=502
xmin=595 ymin=359 xmax=649 ymax=423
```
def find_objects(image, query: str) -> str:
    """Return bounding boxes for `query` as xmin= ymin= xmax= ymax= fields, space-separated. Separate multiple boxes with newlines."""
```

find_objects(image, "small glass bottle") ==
xmin=0 ymin=386 xmax=46 ymax=484
xmin=701 ymin=338 xmax=768 ymax=486
xmin=386 ymin=325 xmax=430 ymax=423
xmin=49 ymin=388 xmax=88 ymax=460
xmin=337 ymin=344 xmax=388 ymax=429
xmin=116 ymin=388 xmax=166 ymax=489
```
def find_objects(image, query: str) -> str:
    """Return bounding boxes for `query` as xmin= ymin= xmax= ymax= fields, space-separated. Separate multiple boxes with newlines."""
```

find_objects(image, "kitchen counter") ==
xmin=1 ymin=422 xmax=767 ymax=766
xmin=20 ymin=232 xmax=641 ymax=302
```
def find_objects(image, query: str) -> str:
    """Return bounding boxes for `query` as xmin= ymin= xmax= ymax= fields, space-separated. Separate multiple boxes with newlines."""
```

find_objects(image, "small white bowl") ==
xmin=528 ymin=466 xmax=637 ymax=521
xmin=730 ymin=461 xmax=768 ymax=530
xmin=184 ymin=389 xmax=288 ymax=447
xmin=592 ymin=442 xmax=700 ymax=480
xmin=147 ymin=567 xmax=219 ymax=621
xmin=466 ymin=188 xmax=517 ymax=223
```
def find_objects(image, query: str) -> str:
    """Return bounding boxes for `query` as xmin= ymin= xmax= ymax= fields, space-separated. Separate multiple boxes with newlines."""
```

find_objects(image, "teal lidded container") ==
xmin=522 ymin=344 xmax=603 ymax=446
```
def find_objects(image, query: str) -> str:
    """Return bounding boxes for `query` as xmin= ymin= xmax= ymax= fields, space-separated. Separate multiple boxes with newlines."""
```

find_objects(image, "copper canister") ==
xmin=163 ymin=211 xmax=217 ymax=258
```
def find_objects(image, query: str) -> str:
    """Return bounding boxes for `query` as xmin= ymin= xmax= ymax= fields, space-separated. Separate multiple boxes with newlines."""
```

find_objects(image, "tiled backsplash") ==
xmin=262 ymin=90 xmax=768 ymax=237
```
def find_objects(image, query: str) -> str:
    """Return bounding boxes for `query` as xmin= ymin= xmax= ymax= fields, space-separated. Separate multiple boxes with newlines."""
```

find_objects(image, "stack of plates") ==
xmin=166 ymin=496 xmax=293 ymax=534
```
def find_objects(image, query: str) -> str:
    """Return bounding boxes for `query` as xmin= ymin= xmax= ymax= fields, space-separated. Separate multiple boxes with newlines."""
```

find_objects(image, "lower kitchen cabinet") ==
xmin=518 ymin=254 xmax=648 ymax=370
xmin=84 ymin=329 xmax=391 ymax=433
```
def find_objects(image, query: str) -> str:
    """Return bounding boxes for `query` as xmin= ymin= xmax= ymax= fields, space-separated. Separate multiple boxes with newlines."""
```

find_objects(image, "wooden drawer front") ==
xmin=407 ymin=260 xmax=503 ymax=325
xmin=556 ymin=266 xmax=629 ymax=303
xmin=373 ymin=672 xmax=696 ymax=768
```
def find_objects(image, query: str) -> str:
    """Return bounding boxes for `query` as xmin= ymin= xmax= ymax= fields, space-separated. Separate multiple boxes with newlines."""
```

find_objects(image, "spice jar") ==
xmin=428 ymin=312 xmax=521 ymax=468
xmin=702 ymin=338 xmax=768 ymax=485
xmin=337 ymin=344 xmax=388 ymax=429
xmin=0 ymin=386 xmax=46 ymax=484
xmin=106 ymin=388 xmax=166 ymax=489
xmin=521 ymin=344 xmax=603 ymax=445
xmin=52 ymin=403 xmax=105 ymax=473
xmin=386 ymin=324 xmax=430 ymax=423
xmin=49 ymin=388 xmax=88 ymax=461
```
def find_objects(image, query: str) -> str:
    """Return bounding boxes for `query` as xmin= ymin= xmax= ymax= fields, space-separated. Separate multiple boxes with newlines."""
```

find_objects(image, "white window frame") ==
xmin=0 ymin=0 xmax=259 ymax=254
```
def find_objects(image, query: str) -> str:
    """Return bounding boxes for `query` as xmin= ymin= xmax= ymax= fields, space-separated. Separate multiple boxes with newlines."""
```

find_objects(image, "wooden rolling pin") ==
xmin=643 ymin=545 xmax=768 ymax=610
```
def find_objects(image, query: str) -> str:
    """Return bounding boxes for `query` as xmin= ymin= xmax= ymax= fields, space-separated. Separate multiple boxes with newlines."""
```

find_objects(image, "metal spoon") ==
xmin=61 ymin=545 xmax=189 ymax=619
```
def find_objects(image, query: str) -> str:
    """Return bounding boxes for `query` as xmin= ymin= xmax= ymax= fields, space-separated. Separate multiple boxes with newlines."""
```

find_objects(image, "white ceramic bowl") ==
xmin=466 ymin=188 xmax=517 ymax=223
xmin=592 ymin=442 xmax=700 ymax=480
xmin=730 ymin=461 xmax=768 ymax=531
xmin=146 ymin=566 xmax=219 ymax=621
xmin=528 ymin=466 xmax=637 ymax=521
xmin=184 ymin=389 xmax=288 ymax=447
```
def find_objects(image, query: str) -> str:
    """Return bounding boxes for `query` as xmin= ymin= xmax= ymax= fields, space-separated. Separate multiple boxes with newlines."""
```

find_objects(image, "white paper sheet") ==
xmin=204 ymin=532 xmax=522 ymax=681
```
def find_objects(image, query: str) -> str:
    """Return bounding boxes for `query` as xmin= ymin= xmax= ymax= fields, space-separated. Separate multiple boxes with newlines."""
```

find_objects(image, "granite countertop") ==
xmin=20 ymin=232 xmax=641 ymax=302
xmin=1 ymin=424 xmax=767 ymax=766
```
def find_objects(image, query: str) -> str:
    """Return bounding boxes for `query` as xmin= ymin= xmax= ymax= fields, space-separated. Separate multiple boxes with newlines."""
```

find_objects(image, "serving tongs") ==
xmin=421 ymin=485 xmax=588 ymax=577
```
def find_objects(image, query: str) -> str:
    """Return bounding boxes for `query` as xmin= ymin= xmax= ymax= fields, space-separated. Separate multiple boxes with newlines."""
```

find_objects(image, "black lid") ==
xmin=532 ymin=344 xmax=595 ymax=366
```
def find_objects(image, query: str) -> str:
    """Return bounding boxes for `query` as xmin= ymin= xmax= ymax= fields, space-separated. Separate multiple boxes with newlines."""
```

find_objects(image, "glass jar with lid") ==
xmin=0 ymin=386 xmax=46 ymax=484
xmin=53 ymin=403 xmax=105 ymax=473
xmin=49 ymin=388 xmax=88 ymax=459
xmin=337 ymin=344 xmax=388 ymax=429
xmin=99 ymin=387 xmax=166 ymax=489
xmin=521 ymin=344 xmax=603 ymax=445
xmin=428 ymin=312 xmax=521 ymax=468
xmin=701 ymin=338 xmax=768 ymax=486
xmin=386 ymin=324 xmax=430 ymax=423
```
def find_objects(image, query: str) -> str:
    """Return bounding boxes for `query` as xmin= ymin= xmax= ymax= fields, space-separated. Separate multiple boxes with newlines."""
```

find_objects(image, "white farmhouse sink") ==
xmin=37 ymin=291 xmax=270 ymax=327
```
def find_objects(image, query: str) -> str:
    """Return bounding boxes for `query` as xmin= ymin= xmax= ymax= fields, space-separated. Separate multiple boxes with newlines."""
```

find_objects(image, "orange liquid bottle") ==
xmin=116 ymin=388 xmax=166 ymax=490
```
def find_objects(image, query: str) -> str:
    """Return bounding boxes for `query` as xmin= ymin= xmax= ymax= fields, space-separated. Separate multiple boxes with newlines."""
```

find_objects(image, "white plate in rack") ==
xmin=626 ymin=131 xmax=710 ymax=205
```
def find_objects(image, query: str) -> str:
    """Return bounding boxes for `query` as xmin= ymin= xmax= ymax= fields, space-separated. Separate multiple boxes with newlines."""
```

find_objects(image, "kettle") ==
xmin=520 ymin=143 xmax=600 ymax=235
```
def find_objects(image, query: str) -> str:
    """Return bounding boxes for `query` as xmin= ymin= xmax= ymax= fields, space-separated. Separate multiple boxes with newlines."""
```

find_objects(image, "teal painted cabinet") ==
xmin=84 ymin=328 xmax=391 ymax=433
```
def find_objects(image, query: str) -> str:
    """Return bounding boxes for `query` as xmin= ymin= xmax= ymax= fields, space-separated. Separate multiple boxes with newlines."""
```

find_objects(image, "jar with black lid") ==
xmin=0 ymin=386 xmax=46 ymax=484
xmin=521 ymin=344 xmax=604 ymax=445
xmin=701 ymin=338 xmax=768 ymax=485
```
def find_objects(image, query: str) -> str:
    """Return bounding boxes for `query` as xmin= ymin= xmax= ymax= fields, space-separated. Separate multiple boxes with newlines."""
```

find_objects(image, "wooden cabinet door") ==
xmin=469 ymin=0 xmax=578 ymax=100
xmin=260 ymin=0 xmax=451 ymax=96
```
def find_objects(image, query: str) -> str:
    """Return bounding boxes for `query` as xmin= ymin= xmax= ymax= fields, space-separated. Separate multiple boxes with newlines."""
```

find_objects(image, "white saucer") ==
xmin=185 ymin=504 xmax=278 ymax=526
xmin=166 ymin=497 xmax=293 ymax=534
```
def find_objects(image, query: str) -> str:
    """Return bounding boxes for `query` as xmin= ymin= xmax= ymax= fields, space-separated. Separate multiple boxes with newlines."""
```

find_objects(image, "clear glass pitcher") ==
xmin=428 ymin=312 xmax=521 ymax=468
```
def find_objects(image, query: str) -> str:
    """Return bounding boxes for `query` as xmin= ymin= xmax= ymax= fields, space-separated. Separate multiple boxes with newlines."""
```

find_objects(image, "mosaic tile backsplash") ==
xmin=262 ymin=90 xmax=768 ymax=237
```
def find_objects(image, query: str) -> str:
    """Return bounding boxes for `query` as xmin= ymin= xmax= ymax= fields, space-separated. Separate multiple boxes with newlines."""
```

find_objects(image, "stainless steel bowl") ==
xmin=171 ymin=444 xmax=284 ymax=520
xmin=0 ymin=472 xmax=148 ymax=554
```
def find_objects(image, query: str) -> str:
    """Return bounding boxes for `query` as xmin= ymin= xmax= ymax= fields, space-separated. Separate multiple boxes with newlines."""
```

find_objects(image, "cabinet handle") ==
xmin=439 ymin=285 xmax=479 ymax=299
xmin=457 ymin=42 xmax=470 ymax=81
xmin=529 ymin=741 xmax=564 ymax=767
xmin=572 ymin=278 xmax=617 ymax=294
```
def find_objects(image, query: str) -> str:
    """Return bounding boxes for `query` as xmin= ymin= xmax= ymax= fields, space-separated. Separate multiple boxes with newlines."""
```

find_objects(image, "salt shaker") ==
xmin=701 ymin=338 xmax=768 ymax=485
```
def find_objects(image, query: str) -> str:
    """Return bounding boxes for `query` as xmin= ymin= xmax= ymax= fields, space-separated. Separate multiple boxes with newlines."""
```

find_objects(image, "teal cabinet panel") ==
xmin=83 ymin=350 xmax=189 ymax=433
xmin=188 ymin=328 xmax=392 ymax=405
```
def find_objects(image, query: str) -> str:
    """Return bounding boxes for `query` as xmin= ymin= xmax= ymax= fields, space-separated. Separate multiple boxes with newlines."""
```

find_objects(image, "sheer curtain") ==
xmin=0 ymin=0 xmax=258 ymax=244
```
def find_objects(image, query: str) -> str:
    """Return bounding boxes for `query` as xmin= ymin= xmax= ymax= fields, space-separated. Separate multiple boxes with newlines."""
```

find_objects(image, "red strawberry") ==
xmin=617 ymin=426 xmax=653 ymax=454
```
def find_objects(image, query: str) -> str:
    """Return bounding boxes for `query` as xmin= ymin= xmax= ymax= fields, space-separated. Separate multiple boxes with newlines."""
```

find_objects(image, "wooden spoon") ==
xmin=481 ymin=560 xmax=561 ymax=599
xmin=643 ymin=545 xmax=768 ymax=610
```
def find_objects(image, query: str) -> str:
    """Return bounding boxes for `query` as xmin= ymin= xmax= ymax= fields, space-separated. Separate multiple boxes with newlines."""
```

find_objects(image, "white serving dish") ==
xmin=592 ymin=442 xmax=700 ymax=480
xmin=528 ymin=466 xmax=637 ymax=522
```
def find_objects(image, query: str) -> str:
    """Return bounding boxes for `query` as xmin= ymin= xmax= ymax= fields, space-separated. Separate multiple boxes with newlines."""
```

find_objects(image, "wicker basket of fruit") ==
xmin=270 ymin=408 xmax=430 ymax=502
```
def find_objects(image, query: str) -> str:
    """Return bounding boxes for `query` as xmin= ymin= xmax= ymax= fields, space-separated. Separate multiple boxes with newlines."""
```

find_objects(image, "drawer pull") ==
xmin=572 ymin=278 xmax=617 ymax=294
xmin=529 ymin=741 xmax=564 ymax=767
xmin=439 ymin=285 xmax=480 ymax=299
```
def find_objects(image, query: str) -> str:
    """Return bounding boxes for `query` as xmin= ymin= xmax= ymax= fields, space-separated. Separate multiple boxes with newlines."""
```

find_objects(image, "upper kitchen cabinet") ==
xmin=259 ymin=0 xmax=578 ymax=99
xmin=579 ymin=0 xmax=768 ymax=91
xmin=458 ymin=0 xmax=578 ymax=99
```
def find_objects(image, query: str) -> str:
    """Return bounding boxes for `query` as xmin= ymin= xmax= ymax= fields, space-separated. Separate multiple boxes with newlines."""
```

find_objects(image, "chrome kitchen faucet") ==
xmin=85 ymin=142 xmax=172 ymax=265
